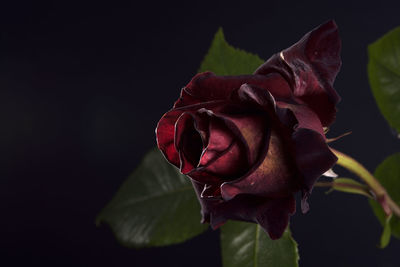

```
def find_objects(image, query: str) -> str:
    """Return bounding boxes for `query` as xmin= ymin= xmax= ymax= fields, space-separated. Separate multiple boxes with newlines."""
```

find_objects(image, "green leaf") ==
xmin=221 ymin=221 xmax=299 ymax=267
xmin=379 ymin=215 xmax=392 ymax=249
xmin=199 ymin=28 xmax=264 ymax=75
xmin=368 ymin=26 xmax=400 ymax=134
xmin=96 ymin=148 xmax=208 ymax=247
xmin=369 ymin=153 xmax=400 ymax=243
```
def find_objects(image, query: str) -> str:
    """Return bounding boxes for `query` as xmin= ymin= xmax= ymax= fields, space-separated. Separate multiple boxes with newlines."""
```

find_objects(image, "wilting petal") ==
xmin=255 ymin=20 xmax=341 ymax=126
xmin=292 ymin=128 xmax=338 ymax=213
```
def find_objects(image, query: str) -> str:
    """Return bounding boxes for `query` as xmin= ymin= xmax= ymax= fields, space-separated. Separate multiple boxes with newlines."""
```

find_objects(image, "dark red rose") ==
xmin=156 ymin=21 xmax=341 ymax=239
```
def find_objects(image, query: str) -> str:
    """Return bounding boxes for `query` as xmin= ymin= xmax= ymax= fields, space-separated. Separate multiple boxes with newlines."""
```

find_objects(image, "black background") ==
xmin=2 ymin=1 xmax=400 ymax=266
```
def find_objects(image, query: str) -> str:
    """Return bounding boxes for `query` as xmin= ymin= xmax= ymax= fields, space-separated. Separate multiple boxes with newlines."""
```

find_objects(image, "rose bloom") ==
xmin=156 ymin=21 xmax=341 ymax=239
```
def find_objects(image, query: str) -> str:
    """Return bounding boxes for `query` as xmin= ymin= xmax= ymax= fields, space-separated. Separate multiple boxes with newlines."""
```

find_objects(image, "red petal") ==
xmin=277 ymin=101 xmax=325 ymax=137
xmin=216 ymin=113 xmax=267 ymax=165
xmin=184 ymin=72 xmax=292 ymax=104
xmin=221 ymin=127 xmax=298 ymax=200
xmin=255 ymin=196 xmax=296 ymax=240
xmin=255 ymin=20 xmax=341 ymax=126
xmin=156 ymin=109 xmax=182 ymax=167
xmin=190 ymin=110 xmax=249 ymax=181
xmin=174 ymin=113 xmax=203 ymax=174
xmin=155 ymin=101 xmax=224 ymax=167
xmin=173 ymin=87 xmax=203 ymax=108
xmin=192 ymin=180 xmax=296 ymax=240
xmin=292 ymin=128 xmax=338 ymax=213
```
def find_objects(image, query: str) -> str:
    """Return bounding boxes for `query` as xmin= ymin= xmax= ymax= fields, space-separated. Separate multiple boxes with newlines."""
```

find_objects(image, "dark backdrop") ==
xmin=1 ymin=1 xmax=400 ymax=266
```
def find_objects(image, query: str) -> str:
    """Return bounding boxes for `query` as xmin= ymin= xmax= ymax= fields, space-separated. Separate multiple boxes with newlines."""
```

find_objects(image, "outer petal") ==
xmin=155 ymin=109 xmax=182 ymax=167
xmin=277 ymin=101 xmax=325 ymax=137
xmin=192 ymin=180 xmax=295 ymax=240
xmin=173 ymin=87 xmax=203 ymax=108
xmin=255 ymin=20 xmax=341 ymax=126
xmin=229 ymin=83 xmax=277 ymax=113
xmin=179 ymin=71 xmax=293 ymax=107
xmin=292 ymin=128 xmax=338 ymax=213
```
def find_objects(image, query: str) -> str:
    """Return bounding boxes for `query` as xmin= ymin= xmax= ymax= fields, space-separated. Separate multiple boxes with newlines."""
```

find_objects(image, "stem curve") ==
xmin=330 ymin=148 xmax=400 ymax=218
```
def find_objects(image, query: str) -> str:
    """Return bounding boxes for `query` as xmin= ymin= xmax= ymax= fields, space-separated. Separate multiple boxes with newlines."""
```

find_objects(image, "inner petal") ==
xmin=174 ymin=113 xmax=204 ymax=174
xmin=198 ymin=115 xmax=248 ymax=180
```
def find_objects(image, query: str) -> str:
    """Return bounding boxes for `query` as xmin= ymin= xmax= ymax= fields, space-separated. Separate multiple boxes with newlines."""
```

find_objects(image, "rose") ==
xmin=156 ymin=21 xmax=341 ymax=239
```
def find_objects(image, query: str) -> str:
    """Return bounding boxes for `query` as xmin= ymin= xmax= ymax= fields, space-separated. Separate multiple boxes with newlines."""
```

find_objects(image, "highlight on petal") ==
xmin=323 ymin=168 xmax=338 ymax=178
xmin=200 ymin=184 xmax=221 ymax=199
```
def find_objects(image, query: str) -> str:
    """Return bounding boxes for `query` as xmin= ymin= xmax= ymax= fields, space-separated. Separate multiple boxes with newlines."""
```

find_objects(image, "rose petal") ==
xmin=277 ymin=101 xmax=325 ymax=137
xmin=173 ymin=87 xmax=203 ymax=108
xmin=221 ymin=127 xmax=298 ymax=200
xmin=255 ymin=20 xmax=341 ymax=126
xmin=199 ymin=142 xmax=245 ymax=178
xmin=183 ymin=71 xmax=293 ymax=104
xmin=230 ymin=83 xmax=277 ymax=111
xmin=190 ymin=111 xmax=249 ymax=181
xmin=292 ymin=128 xmax=338 ymax=213
xmin=212 ymin=110 xmax=268 ymax=165
xmin=254 ymin=196 xmax=296 ymax=240
xmin=156 ymin=109 xmax=182 ymax=167
xmin=174 ymin=113 xmax=203 ymax=174
xmin=192 ymin=180 xmax=295 ymax=240
xmin=200 ymin=183 xmax=221 ymax=199
xmin=155 ymin=101 xmax=224 ymax=167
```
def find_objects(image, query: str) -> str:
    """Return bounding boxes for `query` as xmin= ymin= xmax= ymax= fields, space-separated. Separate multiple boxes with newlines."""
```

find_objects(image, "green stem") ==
xmin=315 ymin=180 xmax=373 ymax=199
xmin=330 ymin=148 xmax=400 ymax=218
